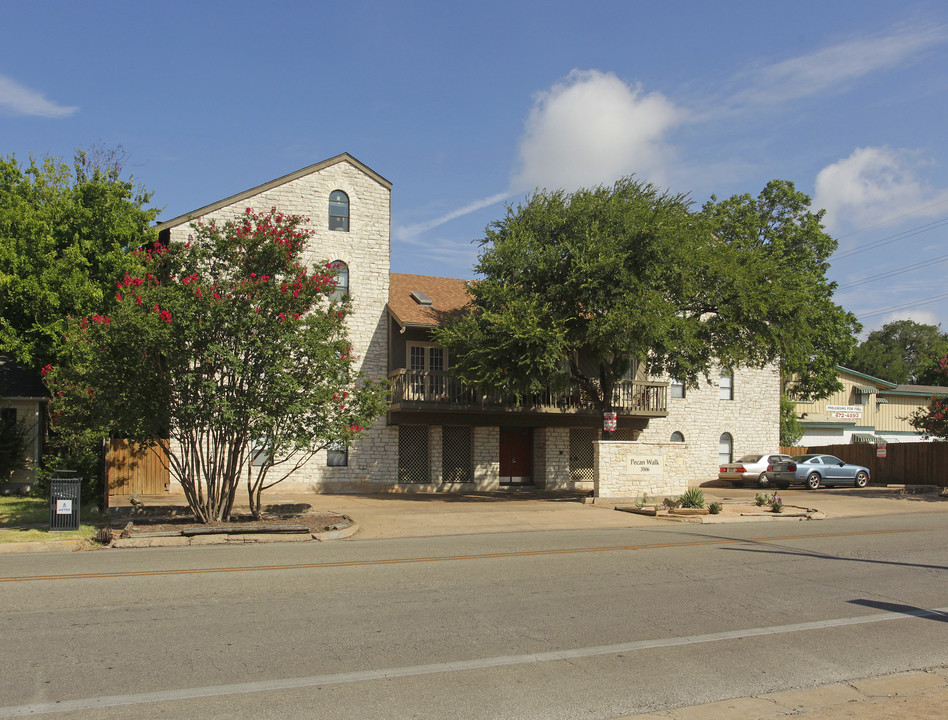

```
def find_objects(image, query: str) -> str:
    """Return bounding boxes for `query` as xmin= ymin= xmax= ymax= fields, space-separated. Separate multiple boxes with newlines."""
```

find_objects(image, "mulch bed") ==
xmin=110 ymin=504 xmax=351 ymax=538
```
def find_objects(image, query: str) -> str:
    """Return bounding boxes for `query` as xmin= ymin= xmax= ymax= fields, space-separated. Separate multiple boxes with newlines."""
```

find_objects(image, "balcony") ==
xmin=388 ymin=369 xmax=668 ymax=418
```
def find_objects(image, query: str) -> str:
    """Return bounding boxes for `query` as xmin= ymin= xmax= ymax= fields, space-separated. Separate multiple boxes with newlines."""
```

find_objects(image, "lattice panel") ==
xmin=398 ymin=425 xmax=430 ymax=484
xmin=569 ymin=428 xmax=597 ymax=482
xmin=441 ymin=426 xmax=473 ymax=484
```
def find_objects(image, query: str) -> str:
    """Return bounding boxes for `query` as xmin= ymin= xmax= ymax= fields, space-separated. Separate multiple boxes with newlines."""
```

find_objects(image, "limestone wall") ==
xmin=637 ymin=363 xmax=780 ymax=485
xmin=594 ymin=441 xmax=689 ymax=499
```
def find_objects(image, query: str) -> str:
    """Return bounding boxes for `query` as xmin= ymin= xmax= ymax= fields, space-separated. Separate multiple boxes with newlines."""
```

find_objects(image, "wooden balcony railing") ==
xmin=388 ymin=369 xmax=667 ymax=416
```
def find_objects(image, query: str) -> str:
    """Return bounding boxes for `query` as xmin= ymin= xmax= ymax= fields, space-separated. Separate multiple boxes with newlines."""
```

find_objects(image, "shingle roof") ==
xmin=888 ymin=384 xmax=948 ymax=396
xmin=388 ymin=273 xmax=472 ymax=328
xmin=0 ymin=356 xmax=47 ymax=399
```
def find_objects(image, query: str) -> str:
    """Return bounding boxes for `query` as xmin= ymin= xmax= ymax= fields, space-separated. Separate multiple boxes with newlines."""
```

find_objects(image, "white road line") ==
xmin=2 ymin=606 xmax=946 ymax=718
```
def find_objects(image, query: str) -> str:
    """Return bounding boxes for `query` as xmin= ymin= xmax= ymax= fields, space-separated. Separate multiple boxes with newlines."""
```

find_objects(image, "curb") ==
xmin=109 ymin=519 xmax=360 ymax=549
xmin=0 ymin=520 xmax=361 ymax=553
xmin=616 ymin=667 xmax=948 ymax=720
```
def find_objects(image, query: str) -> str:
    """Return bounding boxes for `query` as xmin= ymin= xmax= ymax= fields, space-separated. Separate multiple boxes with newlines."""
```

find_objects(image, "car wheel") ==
xmin=806 ymin=473 xmax=821 ymax=490
xmin=756 ymin=473 xmax=771 ymax=488
xmin=731 ymin=480 xmax=745 ymax=488
xmin=854 ymin=471 xmax=869 ymax=488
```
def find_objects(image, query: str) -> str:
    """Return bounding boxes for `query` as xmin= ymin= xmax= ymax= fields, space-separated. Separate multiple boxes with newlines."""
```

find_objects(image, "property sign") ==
xmin=56 ymin=499 xmax=72 ymax=515
xmin=826 ymin=405 xmax=863 ymax=419
xmin=603 ymin=412 xmax=617 ymax=432
xmin=629 ymin=456 xmax=663 ymax=479
xmin=877 ymin=445 xmax=887 ymax=458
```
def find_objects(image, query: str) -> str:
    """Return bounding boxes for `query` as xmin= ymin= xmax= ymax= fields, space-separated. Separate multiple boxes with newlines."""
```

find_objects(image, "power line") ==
xmin=858 ymin=292 xmax=948 ymax=321
xmin=834 ymin=197 xmax=948 ymax=240
xmin=830 ymin=216 xmax=948 ymax=260
xmin=839 ymin=253 xmax=948 ymax=289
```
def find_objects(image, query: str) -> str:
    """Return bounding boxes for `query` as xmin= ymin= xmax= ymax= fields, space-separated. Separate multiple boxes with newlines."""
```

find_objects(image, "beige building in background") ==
xmin=792 ymin=366 xmax=947 ymax=446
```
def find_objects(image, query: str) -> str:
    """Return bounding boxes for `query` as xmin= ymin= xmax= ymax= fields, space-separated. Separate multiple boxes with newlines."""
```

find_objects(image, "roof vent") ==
xmin=410 ymin=291 xmax=433 ymax=306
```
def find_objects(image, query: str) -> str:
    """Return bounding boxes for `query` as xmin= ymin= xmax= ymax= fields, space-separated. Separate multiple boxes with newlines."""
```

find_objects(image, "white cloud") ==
xmin=814 ymin=146 xmax=948 ymax=232
xmin=0 ymin=73 xmax=77 ymax=118
xmin=727 ymin=23 xmax=948 ymax=111
xmin=511 ymin=69 xmax=686 ymax=193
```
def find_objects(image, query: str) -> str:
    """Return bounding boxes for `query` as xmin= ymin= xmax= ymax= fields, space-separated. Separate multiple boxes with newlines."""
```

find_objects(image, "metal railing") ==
xmin=388 ymin=369 xmax=667 ymax=415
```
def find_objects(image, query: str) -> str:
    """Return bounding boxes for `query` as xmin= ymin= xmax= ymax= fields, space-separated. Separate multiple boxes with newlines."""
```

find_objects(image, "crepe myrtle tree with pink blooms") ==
xmin=45 ymin=208 xmax=389 ymax=522
xmin=909 ymin=354 xmax=948 ymax=441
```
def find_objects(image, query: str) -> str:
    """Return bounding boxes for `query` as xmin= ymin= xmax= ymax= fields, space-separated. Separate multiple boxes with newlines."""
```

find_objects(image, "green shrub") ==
xmin=662 ymin=497 xmax=681 ymax=510
xmin=679 ymin=487 xmax=706 ymax=509
xmin=708 ymin=501 xmax=722 ymax=514
xmin=755 ymin=492 xmax=770 ymax=507
xmin=770 ymin=493 xmax=783 ymax=513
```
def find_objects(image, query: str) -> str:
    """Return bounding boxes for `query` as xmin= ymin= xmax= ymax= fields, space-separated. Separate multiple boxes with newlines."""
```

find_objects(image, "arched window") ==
xmin=329 ymin=190 xmax=349 ymax=231
xmin=670 ymin=431 xmax=685 ymax=443
xmin=329 ymin=260 xmax=348 ymax=302
xmin=719 ymin=367 xmax=733 ymax=400
xmin=718 ymin=432 xmax=733 ymax=464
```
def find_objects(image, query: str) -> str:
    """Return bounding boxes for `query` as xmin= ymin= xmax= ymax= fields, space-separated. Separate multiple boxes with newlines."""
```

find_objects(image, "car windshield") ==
xmin=737 ymin=455 xmax=763 ymax=463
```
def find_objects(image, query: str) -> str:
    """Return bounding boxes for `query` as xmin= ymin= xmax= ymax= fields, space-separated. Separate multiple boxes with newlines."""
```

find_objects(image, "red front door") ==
xmin=500 ymin=428 xmax=533 ymax=485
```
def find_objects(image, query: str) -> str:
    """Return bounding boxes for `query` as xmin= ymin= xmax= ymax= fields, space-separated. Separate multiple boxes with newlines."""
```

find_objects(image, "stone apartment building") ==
xmin=155 ymin=153 xmax=780 ymax=497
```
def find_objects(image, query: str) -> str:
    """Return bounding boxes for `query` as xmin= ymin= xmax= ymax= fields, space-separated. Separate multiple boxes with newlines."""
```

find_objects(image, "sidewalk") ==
xmin=618 ymin=667 xmax=948 ymax=720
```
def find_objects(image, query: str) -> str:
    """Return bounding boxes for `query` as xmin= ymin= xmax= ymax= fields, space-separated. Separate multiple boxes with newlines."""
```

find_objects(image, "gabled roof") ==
xmin=835 ymin=366 xmax=947 ymax=396
xmin=835 ymin=366 xmax=898 ymax=389
xmin=388 ymin=273 xmax=471 ymax=328
xmin=156 ymin=153 xmax=391 ymax=232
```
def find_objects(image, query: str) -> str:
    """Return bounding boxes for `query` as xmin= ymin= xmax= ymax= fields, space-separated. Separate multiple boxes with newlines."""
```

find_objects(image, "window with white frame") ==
xmin=719 ymin=368 xmax=734 ymax=400
xmin=670 ymin=378 xmax=685 ymax=399
xmin=407 ymin=343 xmax=447 ymax=399
xmin=718 ymin=432 xmax=733 ymax=464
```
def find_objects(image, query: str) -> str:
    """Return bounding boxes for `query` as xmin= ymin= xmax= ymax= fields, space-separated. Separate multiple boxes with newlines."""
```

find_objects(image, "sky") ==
xmin=3 ymin=0 xmax=948 ymax=336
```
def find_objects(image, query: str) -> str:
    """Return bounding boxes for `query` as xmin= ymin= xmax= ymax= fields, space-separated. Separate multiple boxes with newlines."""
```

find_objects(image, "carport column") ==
xmin=594 ymin=440 xmax=689 ymax=499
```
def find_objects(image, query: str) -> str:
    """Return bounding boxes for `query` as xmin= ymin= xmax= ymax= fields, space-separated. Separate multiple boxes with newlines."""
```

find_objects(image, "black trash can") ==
xmin=49 ymin=472 xmax=81 ymax=532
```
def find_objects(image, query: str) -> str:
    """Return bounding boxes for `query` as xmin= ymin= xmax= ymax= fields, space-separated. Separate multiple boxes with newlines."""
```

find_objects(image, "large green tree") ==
xmin=47 ymin=208 xmax=389 ymax=521
xmin=436 ymin=178 xmax=858 ymax=422
xmin=848 ymin=320 xmax=948 ymax=385
xmin=0 ymin=148 xmax=157 ymax=372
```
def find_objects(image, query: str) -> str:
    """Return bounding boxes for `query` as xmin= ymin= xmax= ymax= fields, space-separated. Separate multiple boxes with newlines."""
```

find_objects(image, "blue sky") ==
xmin=3 ymin=1 xmax=948 ymax=335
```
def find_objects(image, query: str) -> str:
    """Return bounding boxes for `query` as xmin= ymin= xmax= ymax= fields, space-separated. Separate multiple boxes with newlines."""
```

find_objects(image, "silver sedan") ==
xmin=768 ymin=454 xmax=871 ymax=490
xmin=719 ymin=453 xmax=792 ymax=488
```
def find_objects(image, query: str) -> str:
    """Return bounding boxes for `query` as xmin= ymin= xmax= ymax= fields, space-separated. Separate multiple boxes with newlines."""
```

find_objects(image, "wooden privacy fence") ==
xmin=106 ymin=439 xmax=169 ymax=496
xmin=781 ymin=442 xmax=947 ymax=487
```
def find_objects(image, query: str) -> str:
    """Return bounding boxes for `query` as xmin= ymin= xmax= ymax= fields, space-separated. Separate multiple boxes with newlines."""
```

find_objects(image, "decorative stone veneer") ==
xmin=594 ymin=441 xmax=689 ymax=498
xmin=636 ymin=363 xmax=780 ymax=486
xmin=163 ymin=157 xmax=395 ymax=492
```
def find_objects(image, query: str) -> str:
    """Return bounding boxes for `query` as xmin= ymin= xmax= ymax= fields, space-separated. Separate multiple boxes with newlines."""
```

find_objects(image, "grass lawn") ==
xmin=0 ymin=496 xmax=108 ymax=544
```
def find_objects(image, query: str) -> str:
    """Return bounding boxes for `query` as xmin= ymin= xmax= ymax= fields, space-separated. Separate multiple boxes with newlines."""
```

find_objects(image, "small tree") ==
xmin=779 ymin=394 xmax=804 ymax=447
xmin=47 ymin=208 xmax=389 ymax=521
xmin=908 ymin=355 xmax=948 ymax=441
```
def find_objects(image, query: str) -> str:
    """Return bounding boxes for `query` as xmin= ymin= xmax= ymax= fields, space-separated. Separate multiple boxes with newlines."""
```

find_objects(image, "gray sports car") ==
xmin=768 ymin=454 xmax=871 ymax=490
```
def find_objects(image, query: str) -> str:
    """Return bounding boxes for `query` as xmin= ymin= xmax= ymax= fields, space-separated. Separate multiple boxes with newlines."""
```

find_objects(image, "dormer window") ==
xmin=329 ymin=190 xmax=349 ymax=231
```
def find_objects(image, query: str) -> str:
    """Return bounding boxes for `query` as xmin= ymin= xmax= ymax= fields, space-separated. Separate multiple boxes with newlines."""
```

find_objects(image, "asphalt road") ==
xmin=1 ymin=513 xmax=946 ymax=719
